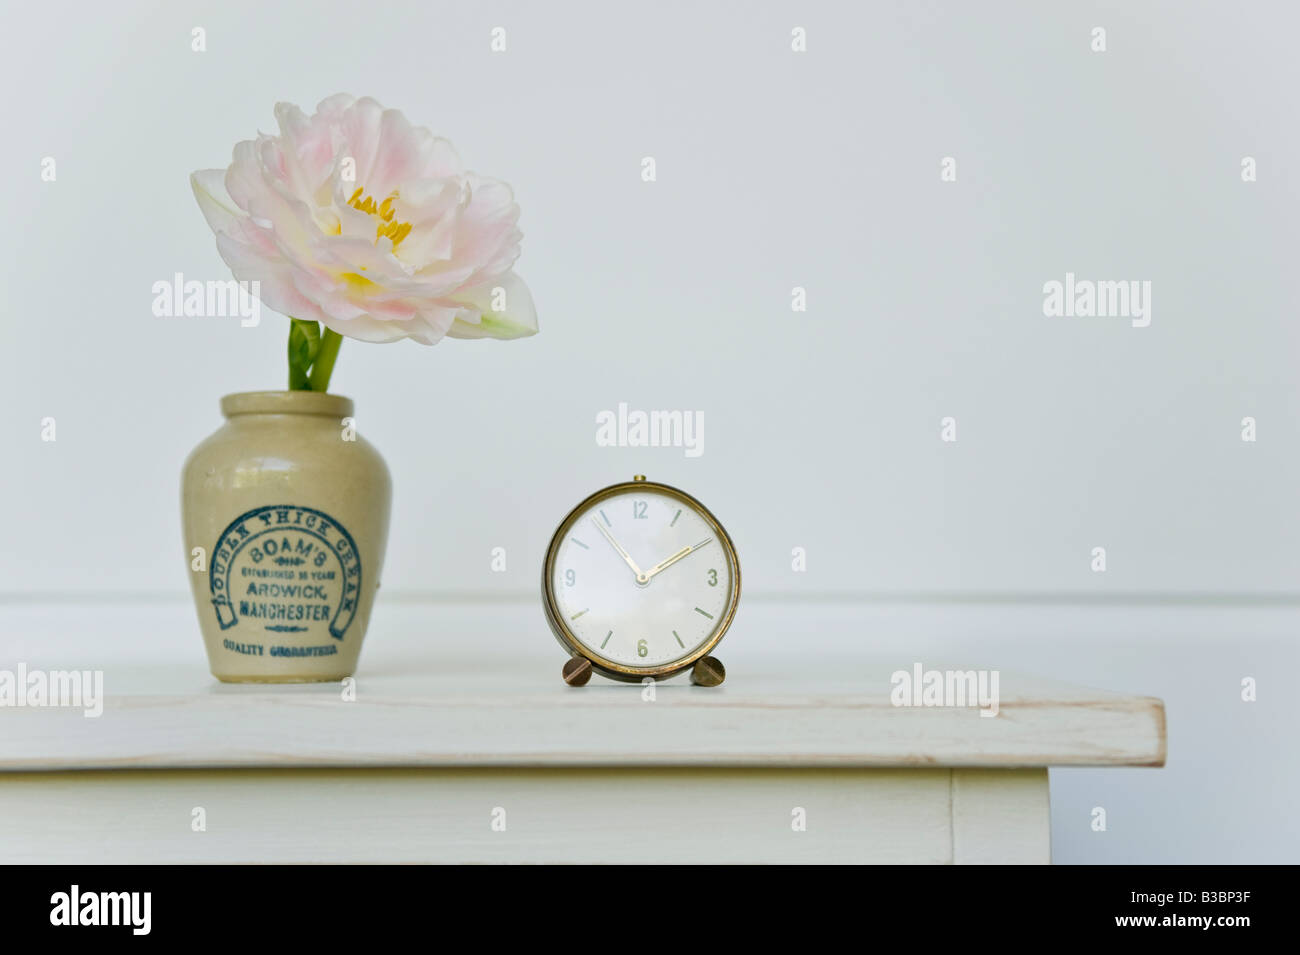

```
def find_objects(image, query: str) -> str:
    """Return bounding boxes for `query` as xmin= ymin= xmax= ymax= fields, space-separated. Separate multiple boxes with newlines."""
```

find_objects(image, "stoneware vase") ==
xmin=181 ymin=391 xmax=391 ymax=682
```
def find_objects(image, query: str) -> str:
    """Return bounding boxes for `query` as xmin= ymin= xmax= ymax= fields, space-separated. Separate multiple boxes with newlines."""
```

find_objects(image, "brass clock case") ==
xmin=541 ymin=478 xmax=741 ymax=682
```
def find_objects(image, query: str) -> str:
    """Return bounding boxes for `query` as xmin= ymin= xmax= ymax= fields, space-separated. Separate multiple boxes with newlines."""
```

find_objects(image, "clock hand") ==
xmin=592 ymin=518 xmax=648 ymax=584
xmin=642 ymin=538 xmax=712 ymax=582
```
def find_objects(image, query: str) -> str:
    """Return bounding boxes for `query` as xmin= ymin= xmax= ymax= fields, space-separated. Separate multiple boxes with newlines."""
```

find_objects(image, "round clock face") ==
xmin=546 ymin=484 xmax=737 ymax=673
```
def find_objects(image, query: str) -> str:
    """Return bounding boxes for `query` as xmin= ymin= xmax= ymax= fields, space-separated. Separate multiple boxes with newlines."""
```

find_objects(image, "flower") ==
xmin=191 ymin=94 xmax=537 ymax=345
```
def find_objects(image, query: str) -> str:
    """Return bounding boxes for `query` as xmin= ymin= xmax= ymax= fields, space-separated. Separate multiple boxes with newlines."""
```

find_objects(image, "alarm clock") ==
xmin=541 ymin=476 xmax=740 ymax=686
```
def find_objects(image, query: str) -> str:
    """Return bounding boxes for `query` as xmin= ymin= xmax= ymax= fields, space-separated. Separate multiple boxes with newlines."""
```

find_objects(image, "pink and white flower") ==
xmin=191 ymin=94 xmax=537 ymax=345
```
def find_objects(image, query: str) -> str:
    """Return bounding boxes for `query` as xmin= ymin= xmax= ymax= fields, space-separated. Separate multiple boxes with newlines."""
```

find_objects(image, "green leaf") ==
xmin=287 ymin=318 xmax=322 ymax=390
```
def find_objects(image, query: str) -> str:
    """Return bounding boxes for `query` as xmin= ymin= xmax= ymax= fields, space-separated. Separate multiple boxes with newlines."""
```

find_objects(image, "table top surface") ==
xmin=0 ymin=599 xmax=1166 ymax=771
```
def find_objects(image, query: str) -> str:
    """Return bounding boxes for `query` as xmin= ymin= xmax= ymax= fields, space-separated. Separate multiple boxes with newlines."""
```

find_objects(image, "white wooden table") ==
xmin=0 ymin=601 xmax=1165 ymax=864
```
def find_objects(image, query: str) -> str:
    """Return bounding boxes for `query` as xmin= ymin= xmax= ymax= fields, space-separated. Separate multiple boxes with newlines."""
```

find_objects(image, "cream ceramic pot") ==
xmin=181 ymin=391 xmax=391 ymax=682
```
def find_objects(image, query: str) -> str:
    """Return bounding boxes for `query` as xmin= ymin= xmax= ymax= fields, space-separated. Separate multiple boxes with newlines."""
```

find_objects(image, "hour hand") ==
xmin=643 ymin=538 xmax=712 ymax=582
xmin=593 ymin=518 xmax=647 ymax=583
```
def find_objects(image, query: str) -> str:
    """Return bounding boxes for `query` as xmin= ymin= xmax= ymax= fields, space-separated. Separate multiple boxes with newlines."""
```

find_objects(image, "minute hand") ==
xmin=593 ymin=518 xmax=648 ymax=583
xmin=642 ymin=538 xmax=712 ymax=582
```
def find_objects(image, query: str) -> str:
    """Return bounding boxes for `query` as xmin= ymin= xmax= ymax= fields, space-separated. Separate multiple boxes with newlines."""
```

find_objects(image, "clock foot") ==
xmin=691 ymin=656 xmax=725 ymax=687
xmin=562 ymin=657 xmax=592 ymax=687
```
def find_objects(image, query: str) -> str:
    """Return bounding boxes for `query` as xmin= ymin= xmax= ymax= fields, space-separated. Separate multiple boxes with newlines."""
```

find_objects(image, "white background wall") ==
xmin=1 ymin=1 xmax=1296 ymax=864
xmin=4 ymin=0 xmax=1300 ymax=598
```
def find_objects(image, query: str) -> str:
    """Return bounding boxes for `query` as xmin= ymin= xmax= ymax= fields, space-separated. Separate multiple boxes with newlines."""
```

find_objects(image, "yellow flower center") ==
xmin=347 ymin=186 xmax=412 ymax=251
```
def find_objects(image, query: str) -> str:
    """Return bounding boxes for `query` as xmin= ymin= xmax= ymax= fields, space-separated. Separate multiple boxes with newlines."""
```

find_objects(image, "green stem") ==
xmin=307 ymin=328 xmax=344 ymax=393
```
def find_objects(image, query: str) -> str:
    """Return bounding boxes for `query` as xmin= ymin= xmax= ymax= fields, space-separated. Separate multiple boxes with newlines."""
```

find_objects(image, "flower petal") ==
xmin=445 ymin=271 xmax=538 ymax=340
xmin=190 ymin=169 xmax=245 ymax=234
